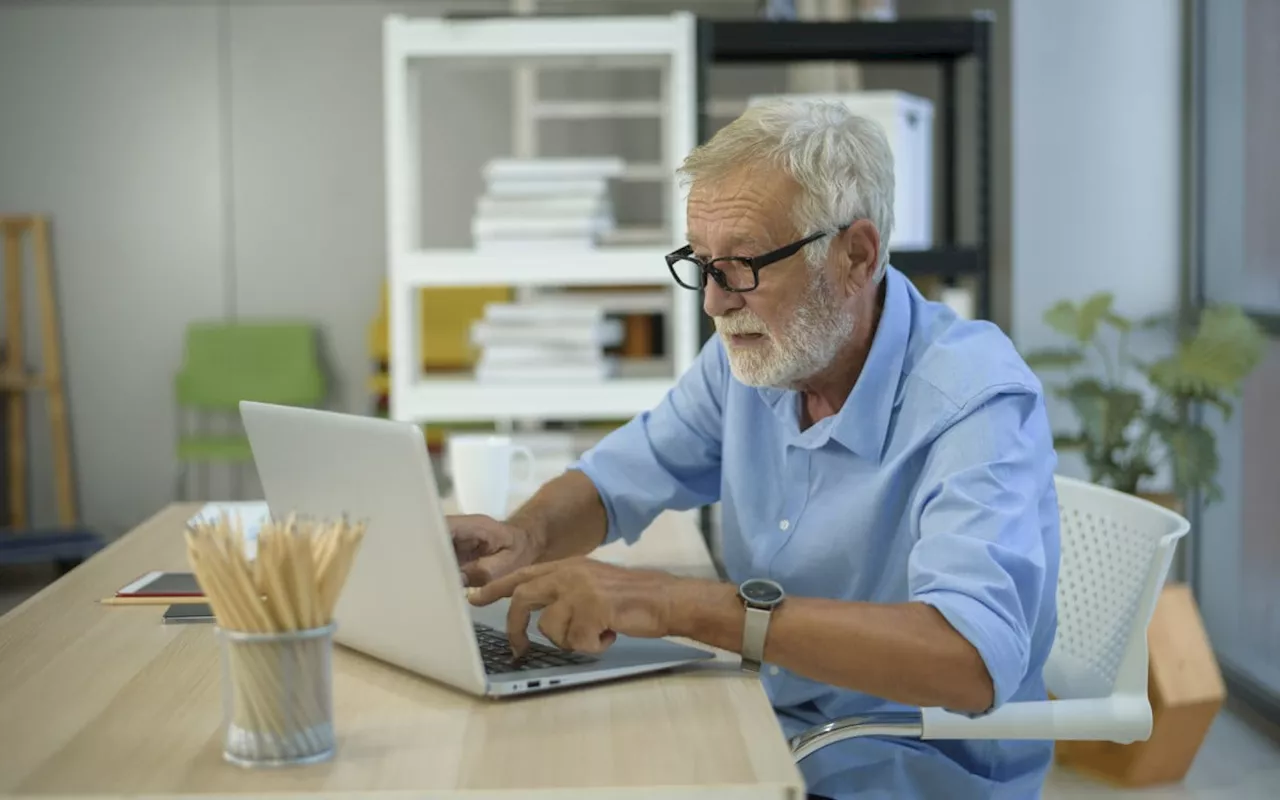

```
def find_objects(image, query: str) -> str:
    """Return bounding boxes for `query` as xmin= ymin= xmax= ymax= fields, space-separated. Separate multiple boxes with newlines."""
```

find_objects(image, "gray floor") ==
xmin=2 ymin=564 xmax=1278 ymax=797
xmin=0 ymin=563 xmax=58 ymax=615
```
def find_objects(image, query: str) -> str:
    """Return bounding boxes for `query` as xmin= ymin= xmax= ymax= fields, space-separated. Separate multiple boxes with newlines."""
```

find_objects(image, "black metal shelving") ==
xmin=694 ymin=15 xmax=995 ymax=551
xmin=695 ymin=15 xmax=995 ymax=337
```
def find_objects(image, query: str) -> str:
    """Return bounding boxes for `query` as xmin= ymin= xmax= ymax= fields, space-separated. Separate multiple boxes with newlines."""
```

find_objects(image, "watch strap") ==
xmin=741 ymin=605 xmax=772 ymax=672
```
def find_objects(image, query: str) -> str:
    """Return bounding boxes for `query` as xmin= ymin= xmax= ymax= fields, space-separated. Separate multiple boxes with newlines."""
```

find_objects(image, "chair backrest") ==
xmin=1044 ymin=475 xmax=1190 ymax=701
xmin=176 ymin=321 xmax=326 ymax=410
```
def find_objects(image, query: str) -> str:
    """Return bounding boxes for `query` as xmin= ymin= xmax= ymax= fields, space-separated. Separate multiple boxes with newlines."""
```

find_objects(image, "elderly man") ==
xmin=451 ymin=98 xmax=1059 ymax=800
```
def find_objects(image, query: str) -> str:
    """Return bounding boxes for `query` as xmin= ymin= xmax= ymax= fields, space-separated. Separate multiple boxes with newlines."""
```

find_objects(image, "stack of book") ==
xmin=471 ymin=302 xmax=622 ymax=383
xmin=472 ymin=157 xmax=624 ymax=252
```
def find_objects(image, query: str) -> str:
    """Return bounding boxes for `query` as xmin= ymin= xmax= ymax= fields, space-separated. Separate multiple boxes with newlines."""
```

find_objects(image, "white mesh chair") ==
xmin=790 ymin=474 xmax=1192 ymax=761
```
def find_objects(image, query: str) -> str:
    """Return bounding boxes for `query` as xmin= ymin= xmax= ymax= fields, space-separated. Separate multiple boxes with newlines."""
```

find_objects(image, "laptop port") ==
xmin=549 ymin=679 xmax=560 ymax=686
xmin=527 ymin=680 xmax=541 ymax=689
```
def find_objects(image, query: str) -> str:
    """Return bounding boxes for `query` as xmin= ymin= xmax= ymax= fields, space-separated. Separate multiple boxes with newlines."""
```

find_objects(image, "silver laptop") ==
xmin=239 ymin=400 xmax=715 ymax=697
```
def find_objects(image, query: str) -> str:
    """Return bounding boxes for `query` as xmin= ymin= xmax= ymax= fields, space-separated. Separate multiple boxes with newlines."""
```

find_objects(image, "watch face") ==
xmin=741 ymin=579 xmax=784 ymax=605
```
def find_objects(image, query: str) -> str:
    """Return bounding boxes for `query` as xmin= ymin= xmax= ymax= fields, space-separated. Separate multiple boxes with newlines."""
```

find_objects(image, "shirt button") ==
xmin=779 ymin=519 xmax=790 ymax=531
xmin=769 ymin=666 xmax=780 ymax=676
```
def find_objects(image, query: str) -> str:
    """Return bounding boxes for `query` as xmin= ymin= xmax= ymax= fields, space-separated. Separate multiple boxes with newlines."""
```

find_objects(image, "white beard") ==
xmin=714 ymin=269 xmax=855 ymax=388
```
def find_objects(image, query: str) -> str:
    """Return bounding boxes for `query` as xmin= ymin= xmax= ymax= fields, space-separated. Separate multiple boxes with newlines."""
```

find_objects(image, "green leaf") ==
xmin=1023 ymin=348 xmax=1085 ymax=370
xmin=1059 ymin=378 xmax=1144 ymax=452
xmin=1147 ymin=415 xmax=1222 ymax=503
xmin=1052 ymin=433 xmax=1086 ymax=451
xmin=1110 ymin=456 xmax=1156 ymax=495
xmin=1042 ymin=292 xmax=1116 ymax=344
xmin=1043 ymin=300 xmax=1081 ymax=340
xmin=1102 ymin=310 xmax=1133 ymax=333
xmin=1075 ymin=293 xmax=1116 ymax=343
xmin=1082 ymin=457 xmax=1149 ymax=495
xmin=1145 ymin=305 xmax=1267 ymax=401
xmin=1198 ymin=390 xmax=1234 ymax=420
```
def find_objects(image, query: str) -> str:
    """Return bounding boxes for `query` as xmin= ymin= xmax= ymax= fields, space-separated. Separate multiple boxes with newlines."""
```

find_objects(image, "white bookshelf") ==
xmin=382 ymin=12 xmax=699 ymax=425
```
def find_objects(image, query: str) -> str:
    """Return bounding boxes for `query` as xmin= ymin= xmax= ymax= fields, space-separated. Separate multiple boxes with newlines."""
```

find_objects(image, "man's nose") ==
xmin=703 ymin=279 xmax=743 ymax=318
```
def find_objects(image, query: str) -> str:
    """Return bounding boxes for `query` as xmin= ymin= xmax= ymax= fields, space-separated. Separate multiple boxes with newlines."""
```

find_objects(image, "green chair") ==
xmin=175 ymin=321 xmax=326 ymax=500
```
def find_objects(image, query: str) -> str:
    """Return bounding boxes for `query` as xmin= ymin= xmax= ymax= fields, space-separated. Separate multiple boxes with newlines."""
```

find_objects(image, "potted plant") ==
xmin=1022 ymin=292 xmax=1267 ymax=786
xmin=1023 ymin=293 xmax=1266 ymax=509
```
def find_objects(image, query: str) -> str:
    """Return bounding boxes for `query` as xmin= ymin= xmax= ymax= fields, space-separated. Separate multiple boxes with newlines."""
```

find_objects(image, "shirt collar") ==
xmin=754 ymin=265 xmax=912 ymax=460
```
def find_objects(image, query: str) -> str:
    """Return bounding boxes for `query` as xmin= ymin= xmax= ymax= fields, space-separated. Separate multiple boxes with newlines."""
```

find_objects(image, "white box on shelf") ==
xmin=473 ymin=238 xmax=598 ymax=253
xmin=482 ymin=177 xmax=612 ymax=198
xmin=475 ymin=194 xmax=613 ymax=219
xmin=471 ymin=214 xmax=615 ymax=244
xmin=523 ymin=287 xmax=670 ymax=316
xmin=482 ymin=301 xmax=606 ymax=321
xmin=479 ymin=344 xmax=603 ymax=365
xmin=748 ymin=90 xmax=934 ymax=251
xmin=470 ymin=318 xmax=624 ymax=349
xmin=482 ymin=157 xmax=626 ymax=182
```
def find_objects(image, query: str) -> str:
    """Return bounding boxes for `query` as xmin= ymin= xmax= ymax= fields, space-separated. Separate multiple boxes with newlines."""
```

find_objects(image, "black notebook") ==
xmin=116 ymin=570 xmax=203 ymax=599
xmin=162 ymin=603 xmax=215 ymax=624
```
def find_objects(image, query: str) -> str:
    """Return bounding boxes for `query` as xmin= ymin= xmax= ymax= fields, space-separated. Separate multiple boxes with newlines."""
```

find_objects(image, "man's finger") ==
xmin=566 ymin=608 xmax=616 ymax=654
xmin=461 ymin=552 xmax=518 ymax=591
xmin=453 ymin=542 xmax=483 ymax=570
xmin=460 ymin=563 xmax=488 ymax=590
xmin=469 ymin=561 xmax=560 ymax=605
xmin=535 ymin=601 xmax=573 ymax=650
xmin=506 ymin=577 xmax=558 ymax=657
xmin=451 ymin=532 xmax=491 ymax=568
xmin=447 ymin=516 xmax=490 ymax=546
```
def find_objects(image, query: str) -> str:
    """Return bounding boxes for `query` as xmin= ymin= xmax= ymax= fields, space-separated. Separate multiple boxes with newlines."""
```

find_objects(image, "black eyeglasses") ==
xmin=665 ymin=225 xmax=850 ymax=293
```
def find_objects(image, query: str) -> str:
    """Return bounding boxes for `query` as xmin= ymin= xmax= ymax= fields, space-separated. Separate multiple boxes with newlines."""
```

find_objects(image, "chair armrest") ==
xmin=789 ymin=695 xmax=1152 ymax=763
xmin=921 ymin=694 xmax=1152 ymax=743
xmin=790 ymin=711 xmax=924 ymax=762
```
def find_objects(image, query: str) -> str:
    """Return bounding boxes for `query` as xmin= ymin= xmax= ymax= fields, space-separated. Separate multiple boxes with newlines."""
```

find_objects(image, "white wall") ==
xmin=0 ymin=3 xmax=228 ymax=534
xmin=0 ymin=0 xmax=762 ymax=537
xmin=1010 ymin=0 xmax=1183 ymax=477
xmin=0 ymin=0 xmax=501 ymax=535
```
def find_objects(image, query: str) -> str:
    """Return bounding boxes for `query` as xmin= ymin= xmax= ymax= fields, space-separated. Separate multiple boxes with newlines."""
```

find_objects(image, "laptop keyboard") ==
xmin=474 ymin=622 xmax=599 ymax=674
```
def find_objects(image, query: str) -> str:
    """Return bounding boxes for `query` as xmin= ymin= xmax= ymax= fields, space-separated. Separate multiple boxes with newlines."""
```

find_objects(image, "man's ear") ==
xmin=839 ymin=220 xmax=880 ymax=295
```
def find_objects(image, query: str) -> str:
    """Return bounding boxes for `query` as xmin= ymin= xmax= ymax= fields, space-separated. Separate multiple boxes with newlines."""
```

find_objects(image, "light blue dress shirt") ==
xmin=572 ymin=266 xmax=1060 ymax=800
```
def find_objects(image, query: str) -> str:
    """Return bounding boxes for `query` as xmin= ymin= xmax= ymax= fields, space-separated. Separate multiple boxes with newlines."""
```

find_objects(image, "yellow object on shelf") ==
xmin=368 ymin=282 xmax=511 ymax=369
xmin=367 ymin=282 xmax=509 ymax=450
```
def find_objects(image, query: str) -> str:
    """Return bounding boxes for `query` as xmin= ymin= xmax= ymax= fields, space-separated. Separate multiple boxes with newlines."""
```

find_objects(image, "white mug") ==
xmin=447 ymin=434 xmax=535 ymax=518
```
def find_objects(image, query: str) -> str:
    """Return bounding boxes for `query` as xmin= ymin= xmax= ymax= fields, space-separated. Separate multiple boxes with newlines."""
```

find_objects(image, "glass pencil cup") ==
xmin=216 ymin=623 xmax=337 ymax=768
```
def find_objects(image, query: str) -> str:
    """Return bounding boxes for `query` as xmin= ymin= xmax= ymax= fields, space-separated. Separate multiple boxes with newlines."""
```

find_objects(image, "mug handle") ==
xmin=510 ymin=445 xmax=536 ymax=486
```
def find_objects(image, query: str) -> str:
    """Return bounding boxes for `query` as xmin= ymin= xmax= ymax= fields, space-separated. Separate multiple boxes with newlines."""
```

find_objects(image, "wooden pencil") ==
xmin=98 ymin=595 xmax=204 ymax=606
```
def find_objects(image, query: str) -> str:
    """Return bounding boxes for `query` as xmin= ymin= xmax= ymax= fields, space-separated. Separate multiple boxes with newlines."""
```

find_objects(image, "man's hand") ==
xmin=468 ymin=558 xmax=678 ymax=656
xmin=448 ymin=514 xmax=546 ymax=588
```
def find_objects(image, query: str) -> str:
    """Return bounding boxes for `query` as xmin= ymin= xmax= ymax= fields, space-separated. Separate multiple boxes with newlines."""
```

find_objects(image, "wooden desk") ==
xmin=0 ymin=504 xmax=804 ymax=798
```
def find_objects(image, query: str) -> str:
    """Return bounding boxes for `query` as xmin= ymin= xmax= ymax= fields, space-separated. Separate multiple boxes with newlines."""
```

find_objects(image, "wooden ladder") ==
xmin=1 ymin=215 xmax=77 ymax=531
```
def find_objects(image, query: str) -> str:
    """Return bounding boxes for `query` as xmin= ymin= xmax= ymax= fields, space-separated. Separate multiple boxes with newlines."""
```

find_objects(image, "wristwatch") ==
xmin=738 ymin=578 xmax=786 ymax=673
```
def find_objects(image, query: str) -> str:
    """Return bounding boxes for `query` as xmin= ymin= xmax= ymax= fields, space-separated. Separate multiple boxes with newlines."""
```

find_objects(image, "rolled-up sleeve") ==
xmin=569 ymin=336 xmax=728 ymax=545
xmin=908 ymin=385 xmax=1057 ymax=712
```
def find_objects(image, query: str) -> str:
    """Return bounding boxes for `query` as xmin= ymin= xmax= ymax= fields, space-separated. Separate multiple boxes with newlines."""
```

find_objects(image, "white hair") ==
xmin=676 ymin=98 xmax=895 ymax=281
